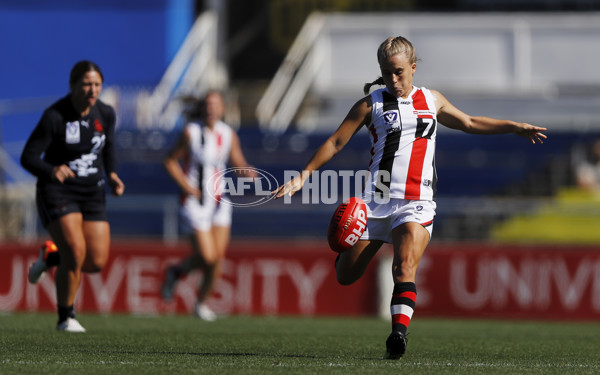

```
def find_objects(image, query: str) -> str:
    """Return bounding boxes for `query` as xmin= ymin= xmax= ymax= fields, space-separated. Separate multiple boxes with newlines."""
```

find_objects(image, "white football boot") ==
xmin=56 ymin=318 xmax=87 ymax=333
xmin=194 ymin=303 xmax=217 ymax=322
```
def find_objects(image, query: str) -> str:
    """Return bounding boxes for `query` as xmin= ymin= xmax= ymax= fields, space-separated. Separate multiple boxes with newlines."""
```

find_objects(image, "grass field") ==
xmin=1 ymin=313 xmax=598 ymax=374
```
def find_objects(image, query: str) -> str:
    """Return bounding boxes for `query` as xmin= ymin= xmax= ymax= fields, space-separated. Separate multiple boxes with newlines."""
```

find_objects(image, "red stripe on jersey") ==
xmin=216 ymin=132 xmax=223 ymax=157
xmin=412 ymin=89 xmax=428 ymax=111
xmin=369 ymin=124 xmax=378 ymax=143
xmin=392 ymin=291 xmax=417 ymax=301
xmin=421 ymin=219 xmax=434 ymax=227
xmin=405 ymin=137 xmax=428 ymax=198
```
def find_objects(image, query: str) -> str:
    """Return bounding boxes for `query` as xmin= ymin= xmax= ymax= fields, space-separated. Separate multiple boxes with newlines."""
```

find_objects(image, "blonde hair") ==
xmin=363 ymin=36 xmax=417 ymax=95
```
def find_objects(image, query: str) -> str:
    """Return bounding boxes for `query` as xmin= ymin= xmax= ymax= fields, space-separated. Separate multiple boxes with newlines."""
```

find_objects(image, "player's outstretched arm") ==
xmin=433 ymin=90 xmax=547 ymax=144
xmin=272 ymin=97 xmax=371 ymax=199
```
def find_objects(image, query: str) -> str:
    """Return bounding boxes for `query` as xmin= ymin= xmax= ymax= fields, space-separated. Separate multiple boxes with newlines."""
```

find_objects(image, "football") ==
xmin=327 ymin=197 xmax=367 ymax=253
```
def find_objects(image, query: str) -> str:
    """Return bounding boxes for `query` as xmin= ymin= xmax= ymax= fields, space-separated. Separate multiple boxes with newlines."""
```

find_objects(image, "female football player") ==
xmin=160 ymin=91 xmax=255 ymax=321
xmin=21 ymin=60 xmax=125 ymax=332
xmin=272 ymin=36 xmax=546 ymax=359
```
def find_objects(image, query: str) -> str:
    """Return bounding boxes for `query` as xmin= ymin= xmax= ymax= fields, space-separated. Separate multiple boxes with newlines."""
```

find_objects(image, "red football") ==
xmin=327 ymin=197 xmax=367 ymax=253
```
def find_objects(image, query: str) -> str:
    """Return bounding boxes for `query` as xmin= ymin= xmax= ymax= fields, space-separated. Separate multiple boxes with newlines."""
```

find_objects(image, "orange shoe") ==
xmin=28 ymin=241 xmax=58 ymax=284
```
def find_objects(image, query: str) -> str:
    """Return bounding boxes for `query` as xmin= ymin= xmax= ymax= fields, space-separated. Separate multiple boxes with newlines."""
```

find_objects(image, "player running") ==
xmin=21 ymin=60 xmax=125 ymax=332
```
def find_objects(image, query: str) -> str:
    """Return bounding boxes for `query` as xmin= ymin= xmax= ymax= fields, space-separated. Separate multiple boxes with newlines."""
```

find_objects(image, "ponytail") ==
xmin=363 ymin=77 xmax=385 ymax=95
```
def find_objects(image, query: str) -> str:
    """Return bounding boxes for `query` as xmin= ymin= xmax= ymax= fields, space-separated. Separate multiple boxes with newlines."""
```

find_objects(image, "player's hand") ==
xmin=52 ymin=165 xmax=75 ymax=183
xmin=271 ymin=171 xmax=309 ymax=199
xmin=183 ymin=184 xmax=202 ymax=200
xmin=109 ymin=172 xmax=125 ymax=196
xmin=515 ymin=123 xmax=547 ymax=144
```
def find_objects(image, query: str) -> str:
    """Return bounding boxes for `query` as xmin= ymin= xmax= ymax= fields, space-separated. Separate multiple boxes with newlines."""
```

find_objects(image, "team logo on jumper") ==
xmin=65 ymin=121 xmax=80 ymax=144
xmin=94 ymin=119 xmax=103 ymax=132
xmin=383 ymin=111 xmax=398 ymax=126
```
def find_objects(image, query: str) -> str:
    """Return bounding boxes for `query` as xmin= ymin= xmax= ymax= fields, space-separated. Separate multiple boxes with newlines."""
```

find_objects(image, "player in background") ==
xmin=21 ymin=60 xmax=125 ymax=332
xmin=161 ymin=91 xmax=256 ymax=321
xmin=272 ymin=36 xmax=547 ymax=359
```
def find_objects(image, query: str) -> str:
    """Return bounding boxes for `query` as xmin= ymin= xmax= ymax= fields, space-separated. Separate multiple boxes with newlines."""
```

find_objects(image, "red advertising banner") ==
xmin=1 ymin=241 xmax=599 ymax=320
xmin=412 ymin=243 xmax=600 ymax=321
xmin=0 ymin=240 xmax=378 ymax=316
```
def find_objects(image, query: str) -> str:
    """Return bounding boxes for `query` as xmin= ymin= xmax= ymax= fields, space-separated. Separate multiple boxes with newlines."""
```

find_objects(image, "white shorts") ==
xmin=360 ymin=197 xmax=436 ymax=243
xmin=180 ymin=196 xmax=232 ymax=232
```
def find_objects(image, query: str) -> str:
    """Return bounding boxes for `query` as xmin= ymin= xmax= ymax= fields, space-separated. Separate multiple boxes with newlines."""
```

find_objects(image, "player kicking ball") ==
xmin=272 ymin=36 xmax=546 ymax=359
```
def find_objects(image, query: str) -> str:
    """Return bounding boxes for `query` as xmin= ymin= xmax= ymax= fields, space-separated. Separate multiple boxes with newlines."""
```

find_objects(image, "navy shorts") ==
xmin=36 ymin=182 xmax=107 ymax=228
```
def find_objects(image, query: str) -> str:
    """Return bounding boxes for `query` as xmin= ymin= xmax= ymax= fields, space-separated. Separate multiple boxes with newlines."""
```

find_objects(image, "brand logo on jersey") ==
xmin=383 ymin=111 xmax=398 ymax=126
xmin=65 ymin=121 xmax=80 ymax=144
xmin=399 ymin=101 xmax=411 ymax=105
xmin=414 ymin=110 xmax=436 ymax=117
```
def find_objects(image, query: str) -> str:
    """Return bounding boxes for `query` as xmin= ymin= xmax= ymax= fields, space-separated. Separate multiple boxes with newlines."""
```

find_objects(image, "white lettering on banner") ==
xmin=207 ymin=258 xmax=330 ymax=315
xmin=552 ymin=259 xmax=593 ymax=310
xmin=127 ymin=257 xmax=161 ymax=313
xmin=86 ymin=258 xmax=127 ymax=313
xmin=0 ymin=257 xmax=24 ymax=310
xmin=450 ymin=257 xmax=600 ymax=312
xmin=450 ymin=257 xmax=490 ymax=309
xmin=256 ymin=259 xmax=284 ymax=314
xmin=236 ymin=261 xmax=254 ymax=313
xmin=210 ymin=260 xmax=255 ymax=314
xmin=285 ymin=260 xmax=329 ymax=314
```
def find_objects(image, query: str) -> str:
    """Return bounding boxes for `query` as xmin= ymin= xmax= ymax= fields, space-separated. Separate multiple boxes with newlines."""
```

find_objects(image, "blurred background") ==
xmin=2 ymin=0 xmax=600 ymax=244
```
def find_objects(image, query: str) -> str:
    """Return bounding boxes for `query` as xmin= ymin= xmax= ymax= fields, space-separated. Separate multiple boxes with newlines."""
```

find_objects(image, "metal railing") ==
xmin=135 ymin=11 xmax=227 ymax=130
xmin=256 ymin=12 xmax=600 ymax=134
xmin=255 ymin=13 xmax=325 ymax=133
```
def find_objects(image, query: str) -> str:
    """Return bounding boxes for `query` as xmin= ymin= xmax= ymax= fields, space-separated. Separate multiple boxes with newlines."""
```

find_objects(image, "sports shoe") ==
xmin=28 ymin=240 xmax=58 ymax=284
xmin=383 ymin=330 xmax=408 ymax=359
xmin=194 ymin=303 xmax=217 ymax=322
xmin=56 ymin=317 xmax=86 ymax=333
xmin=161 ymin=266 xmax=179 ymax=302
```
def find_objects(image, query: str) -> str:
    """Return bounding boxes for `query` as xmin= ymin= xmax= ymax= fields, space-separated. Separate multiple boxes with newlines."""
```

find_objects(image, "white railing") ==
xmin=255 ymin=12 xmax=325 ymax=133
xmin=136 ymin=11 xmax=227 ymax=130
xmin=257 ymin=12 xmax=600 ymax=134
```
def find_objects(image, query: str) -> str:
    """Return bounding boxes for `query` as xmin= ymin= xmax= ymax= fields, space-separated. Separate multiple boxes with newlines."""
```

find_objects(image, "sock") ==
xmin=58 ymin=305 xmax=75 ymax=324
xmin=171 ymin=264 xmax=186 ymax=278
xmin=46 ymin=251 xmax=60 ymax=267
xmin=390 ymin=282 xmax=417 ymax=335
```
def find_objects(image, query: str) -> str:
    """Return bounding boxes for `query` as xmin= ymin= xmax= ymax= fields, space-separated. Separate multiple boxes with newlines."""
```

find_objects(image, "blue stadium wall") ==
xmin=0 ymin=0 xmax=194 ymax=142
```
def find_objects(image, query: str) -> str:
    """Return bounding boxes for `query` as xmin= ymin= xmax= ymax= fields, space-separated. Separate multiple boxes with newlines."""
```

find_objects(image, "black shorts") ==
xmin=36 ymin=182 xmax=107 ymax=228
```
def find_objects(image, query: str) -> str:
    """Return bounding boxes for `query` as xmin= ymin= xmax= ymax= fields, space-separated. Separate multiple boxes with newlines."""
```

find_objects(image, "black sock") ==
xmin=46 ymin=251 xmax=60 ymax=267
xmin=58 ymin=305 xmax=75 ymax=323
xmin=171 ymin=265 xmax=185 ymax=278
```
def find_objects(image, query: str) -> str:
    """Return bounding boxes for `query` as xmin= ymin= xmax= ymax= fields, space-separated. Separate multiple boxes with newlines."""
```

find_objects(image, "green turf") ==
xmin=0 ymin=313 xmax=598 ymax=374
